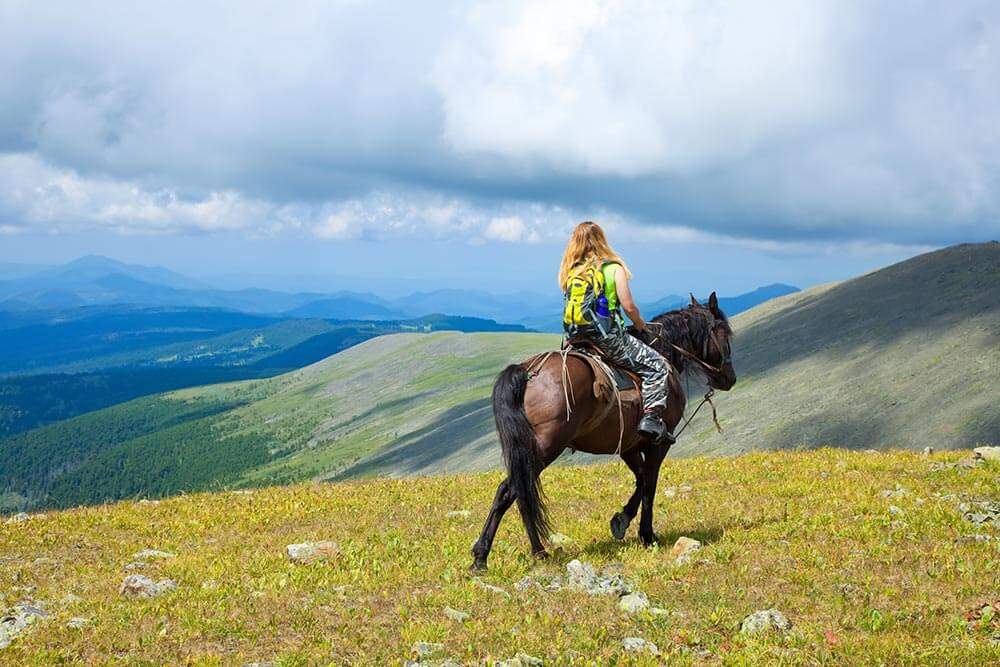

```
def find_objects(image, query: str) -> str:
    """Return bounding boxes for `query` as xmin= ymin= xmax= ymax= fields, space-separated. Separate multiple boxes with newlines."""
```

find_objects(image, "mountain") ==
xmin=284 ymin=292 xmax=406 ymax=320
xmin=1 ymin=449 xmax=994 ymax=664
xmin=673 ymin=242 xmax=999 ymax=456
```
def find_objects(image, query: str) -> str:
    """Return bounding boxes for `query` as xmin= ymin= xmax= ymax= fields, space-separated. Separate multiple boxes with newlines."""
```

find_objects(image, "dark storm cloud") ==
xmin=0 ymin=1 xmax=998 ymax=245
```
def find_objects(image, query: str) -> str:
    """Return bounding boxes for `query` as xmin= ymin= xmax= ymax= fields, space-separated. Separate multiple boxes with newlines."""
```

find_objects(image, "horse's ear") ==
xmin=708 ymin=291 xmax=719 ymax=313
xmin=689 ymin=293 xmax=699 ymax=306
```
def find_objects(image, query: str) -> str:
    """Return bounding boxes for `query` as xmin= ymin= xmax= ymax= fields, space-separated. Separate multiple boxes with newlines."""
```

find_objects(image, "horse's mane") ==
xmin=647 ymin=303 xmax=731 ymax=376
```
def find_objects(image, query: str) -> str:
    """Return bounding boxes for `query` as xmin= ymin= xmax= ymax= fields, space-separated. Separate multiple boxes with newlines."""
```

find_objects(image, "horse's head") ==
xmin=690 ymin=292 xmax=737 ymax=391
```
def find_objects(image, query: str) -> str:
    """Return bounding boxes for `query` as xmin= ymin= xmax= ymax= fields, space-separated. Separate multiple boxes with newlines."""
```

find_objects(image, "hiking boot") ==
xmin=638 ymin=411 xmax=666 ymax=439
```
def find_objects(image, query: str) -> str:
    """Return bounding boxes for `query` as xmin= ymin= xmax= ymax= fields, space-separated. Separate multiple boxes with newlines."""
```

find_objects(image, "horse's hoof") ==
xmin=469 ymin=558 xmax=487 ymax=573
xmin=610 ymin=512 xmax=630 ymax=541
xmin=532 ymin=549 xmax=550 ymax=561
xmin=639 ymin=533 xmax=658 ymax=547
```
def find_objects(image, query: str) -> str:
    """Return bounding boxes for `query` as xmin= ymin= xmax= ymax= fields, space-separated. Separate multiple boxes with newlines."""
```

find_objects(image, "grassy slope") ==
xmin=675 ymin=242 xmax=999 ymax=456
xmin=1 ymin=450 xmax=997 ymax=664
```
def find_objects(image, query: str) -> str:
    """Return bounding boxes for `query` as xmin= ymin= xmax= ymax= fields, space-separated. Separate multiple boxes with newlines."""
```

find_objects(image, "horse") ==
xmin=470 ymin=292 xmax=736 ymax=571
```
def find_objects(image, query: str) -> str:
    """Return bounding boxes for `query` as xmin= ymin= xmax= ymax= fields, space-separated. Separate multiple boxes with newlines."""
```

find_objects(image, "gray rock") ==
xmin=887 ymin=505 xmax=905 ymax=517
xmin=548 ymin=533 xmax=571 ymax=545
xmin=622 ymin=637 xmax=659 ymax=655
xmin=881 ymin=485 xmax=908 ymax=498
xmin=565 ymin=559 xmax=597 ymax=590
xmin=974 ymin=446 xmax=1000 ymax=463
xmin=119 ymin=574 xmax=178 ymax=599
xmin=4 ymin=513 xmax=30 ymax=525
xmin=618 ymin=591 xmax=649 ymax=613
xmin=740 ymin=608 xmax=792 ymax=634
xmin=286 ymin=541 xmax=340 ymax=564
xmin=60 ymin=594 xmax=82 ymax=605
xmin=495 ymin=652 xmax=544 ymax=666
xmin=922 ymin=446 xmax=934 ymax=457
xmin=412 ymin=641 xmax=445 ymax=658
xmin=0 ymin=603 xmax=48 ymax=649
xmin=123 ymin=562 xmax=146 ymax=571
xmin=564 ymin=559 xmax=633 ymax=595
xmin=445 ymin=510 xmax=471 ymax=518
xmin=66 ymin=617 xmax=90 ymax=629
xmin=132 ymin=549 xmax=176 ymax=561
xmin=444 ymin=606 xmax=469 ymax=622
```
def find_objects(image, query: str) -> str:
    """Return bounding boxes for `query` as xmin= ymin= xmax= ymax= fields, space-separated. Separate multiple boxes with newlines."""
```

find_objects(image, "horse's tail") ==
xmin=492 ymin=364 xmax=550 ymax=542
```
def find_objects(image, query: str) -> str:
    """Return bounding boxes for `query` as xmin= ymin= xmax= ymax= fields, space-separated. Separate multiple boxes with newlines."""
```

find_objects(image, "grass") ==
xmin=2 ymin=449 xmax=998 ymax=664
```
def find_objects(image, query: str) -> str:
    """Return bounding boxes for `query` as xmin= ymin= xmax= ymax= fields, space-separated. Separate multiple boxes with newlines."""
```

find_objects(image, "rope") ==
xmin=673 ymin=389 xmax=723 ymax=439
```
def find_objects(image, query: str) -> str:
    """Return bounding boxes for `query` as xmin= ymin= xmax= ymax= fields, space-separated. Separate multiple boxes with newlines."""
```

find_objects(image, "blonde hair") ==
xmin=558 ymin=221 xmax=632 ymax=287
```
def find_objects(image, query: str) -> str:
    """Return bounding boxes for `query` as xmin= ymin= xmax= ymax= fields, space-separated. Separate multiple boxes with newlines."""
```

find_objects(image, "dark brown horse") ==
xmin=470 ymin=293 xmax=736 ymax=571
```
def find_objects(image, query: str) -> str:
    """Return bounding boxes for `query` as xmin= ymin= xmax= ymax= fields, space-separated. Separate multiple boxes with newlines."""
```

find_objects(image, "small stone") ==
xmin=514 ymin=576 xmax=540 ymax=592
xmin=444 ymin=606 xmax=469 ymax=622
xmin=622 ymin=637 xmax=659 ymax=655
xmin=123 ymin=562 xmax=146 ymax=571
xmin=132 ymin=549 xmax=176 ymax=561
xmin=548 ymin=532 xmax=571 ymax=545
xmin=446 ymin=510 xmax=471 ymax=518
xmin=922 ymin=446 xmax=934 ymax=457
xmin=119 ymin=574 xmax=178 ymax=599
xmin=286 ymin=541 xmax=340 ymax=564
xmin=740 ymin=608 xmax=792 ymax=634
xmin=669 ymin=536 xmax=702 ymax=565
xmin=201 ymin=579 xmax=220 ymax=590
xmin=662 ymin=486 xmax=677 ymax=498
xmin=0 ymin=603 xmax=48 ymax=649
xmin=565 ymin=559 xmax=597 ymax=590
xmin=974 ymin=446 xmax=1000 ymax=463
xmin=66 ymin=617 xmax=90 ymax=629
xmin=60 ymin=593 xmax=82 ymax=605
xmin=412 ymin=641 xmax=445 ymax=658
xmin=881 ymin=485 xmax=907 ymax=498
xmin=618 ymin=591 xmax=649 ymax=613
xmin=4 ymin=513 xmax=30 ymax=524
xmin=888 ymin=505 xmax=904 ymax=517
xmin=472 ymin=579 xmax=511 ymax=598
xmin=496 ymin=652 xmax=544 ymax=666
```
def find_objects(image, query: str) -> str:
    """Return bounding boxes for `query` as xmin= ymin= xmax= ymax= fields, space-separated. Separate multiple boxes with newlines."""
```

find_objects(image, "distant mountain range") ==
xmin=0 ymin=255 xmax=800 ymax=331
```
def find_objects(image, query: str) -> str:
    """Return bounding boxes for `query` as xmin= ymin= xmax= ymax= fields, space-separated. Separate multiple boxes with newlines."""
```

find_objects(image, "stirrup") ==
xmin=638 ymin=412 xmax=666 ymax=439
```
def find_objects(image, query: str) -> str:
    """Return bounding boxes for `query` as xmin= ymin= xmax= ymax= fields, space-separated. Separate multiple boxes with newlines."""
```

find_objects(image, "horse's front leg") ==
xmin=610 ymin=447 xmax=644 ymax=540
xmin=638 ymin=444 xmax=667 ymax=546
xmin=470 ymin=478 xmax=515 ymax=571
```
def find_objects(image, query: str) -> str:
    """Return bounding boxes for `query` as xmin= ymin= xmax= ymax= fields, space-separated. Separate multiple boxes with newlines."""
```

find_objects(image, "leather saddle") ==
xmin=524 ymin=340 xmax=641 ymax=401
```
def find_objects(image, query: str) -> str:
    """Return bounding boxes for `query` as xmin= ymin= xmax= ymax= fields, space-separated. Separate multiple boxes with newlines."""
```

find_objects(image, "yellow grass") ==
xmin=2 ymin=449 xmax=998 ymax=665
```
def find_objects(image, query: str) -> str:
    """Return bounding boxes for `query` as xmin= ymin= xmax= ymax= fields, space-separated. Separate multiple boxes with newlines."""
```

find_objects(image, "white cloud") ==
xmin=483 ymin=216 xmax=541 ymax=243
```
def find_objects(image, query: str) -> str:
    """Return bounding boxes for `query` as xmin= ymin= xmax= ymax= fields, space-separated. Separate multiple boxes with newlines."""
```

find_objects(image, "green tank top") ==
xmin=601 ymin=261 xmax=623 ymax=318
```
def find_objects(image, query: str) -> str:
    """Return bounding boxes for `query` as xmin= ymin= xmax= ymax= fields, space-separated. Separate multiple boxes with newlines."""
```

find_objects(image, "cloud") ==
xmin=0 ymin=1 xmax=997 ymax=248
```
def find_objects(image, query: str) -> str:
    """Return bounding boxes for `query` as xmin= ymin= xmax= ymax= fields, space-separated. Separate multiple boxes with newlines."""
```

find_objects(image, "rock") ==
xmin=60 ymin=593 xmax=82 ymax=605
xmin=286 ymin=541 xmax=340 ymax=564
xmin=888 ymin=505 xmax=905 ymax=517
xmin=4 ymin=513 xmax=30 ymax=525
xmin=123 ymin=562 xmax=146 ymax=571
xmin=881 ymin=485 xmax=908 ymax=498
xmin=0 ymin=603 xmax=48 ymax=649
xmin=618 ymin=591 xmax=649 ymax=613
xmin=514 ymin=576 xmax=541 ymax=592
xmin=622 ymin=637 xmax=659 ymax=655
xmin=132 ymin=549 xmax=176 ymax=561
xmin=66 ymin=617 xmax=90 ymax=629
xmin=445 ymin=510 xmax=471 ymax=518
xmin=669 ymin=536 xmax=702 ymax=565
xmin=922 ymin=446 xmax=934 ymax=457
xmin=496 ymin=652 xmax=543 ymax=666
xmin=548 ymin=532 xmax=571 ymax=545
xmin=119 ymin=574 xmax=178 ymax=599
xmin=974 ymin=446 xmax=1000 ymax=463
xmin=444 ymin=606 xmax=469 ymax=622
xmin=564 ymin=560 xmax=632 ymax=595
xmin=412 ymin=641 xmax=445 ymax=658
xmin=740 ymin=608 xmax=792 ymax=634
xmin=959 ymin=500 xmax=1000 ymax=527
xmin=663 ymin=486 xmax=677 ymax=498
xmin=472 ymin=579 xmax=510 ymax=598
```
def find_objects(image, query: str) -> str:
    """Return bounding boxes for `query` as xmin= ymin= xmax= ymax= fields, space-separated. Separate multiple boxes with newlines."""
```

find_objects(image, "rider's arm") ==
xmin=614 ymin=265 xmax=647 ymax=331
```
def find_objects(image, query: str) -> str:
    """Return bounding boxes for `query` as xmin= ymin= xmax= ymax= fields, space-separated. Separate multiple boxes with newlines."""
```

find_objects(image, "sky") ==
xmin=1 ymin=1 xmax=998 ymax=298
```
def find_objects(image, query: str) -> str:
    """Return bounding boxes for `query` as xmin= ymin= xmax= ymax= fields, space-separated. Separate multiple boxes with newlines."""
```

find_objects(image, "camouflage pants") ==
xmin=583 ymin=325 xmax=669 ymax=411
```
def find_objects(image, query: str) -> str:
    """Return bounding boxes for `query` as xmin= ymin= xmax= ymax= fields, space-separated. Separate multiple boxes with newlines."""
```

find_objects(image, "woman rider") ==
xmin=558 ymin=221 xmax=673 ymax=442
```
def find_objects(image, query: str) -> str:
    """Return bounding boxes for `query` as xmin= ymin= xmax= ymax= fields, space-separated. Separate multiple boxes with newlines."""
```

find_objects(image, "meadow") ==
xmin=2 ymin=449 xmax=997 ymax=664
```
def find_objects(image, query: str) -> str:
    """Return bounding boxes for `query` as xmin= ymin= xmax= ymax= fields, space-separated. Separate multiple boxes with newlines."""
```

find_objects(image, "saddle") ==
xmin=523 ymin=341 xmax=640 ymax=403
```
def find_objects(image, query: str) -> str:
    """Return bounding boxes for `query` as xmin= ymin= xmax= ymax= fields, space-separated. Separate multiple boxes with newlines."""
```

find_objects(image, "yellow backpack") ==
xmin=563 ymin=262 xmax=612 ymax=335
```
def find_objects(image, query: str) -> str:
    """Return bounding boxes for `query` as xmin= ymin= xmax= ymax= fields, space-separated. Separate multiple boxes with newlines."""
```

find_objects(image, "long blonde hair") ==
xmin=558 ymin=221 xmax=632 ymax=287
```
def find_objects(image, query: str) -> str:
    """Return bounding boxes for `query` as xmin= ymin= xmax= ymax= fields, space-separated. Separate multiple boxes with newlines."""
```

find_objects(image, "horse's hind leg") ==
xmin=610 ymin=448 xmax=645 ymax=540
xmin=470 ymin=478 xmax=515 ymax=571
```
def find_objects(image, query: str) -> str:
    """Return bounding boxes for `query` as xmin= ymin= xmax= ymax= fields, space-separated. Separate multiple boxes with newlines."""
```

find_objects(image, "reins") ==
xmin=672 ymin=388 xmax=722 ymax=439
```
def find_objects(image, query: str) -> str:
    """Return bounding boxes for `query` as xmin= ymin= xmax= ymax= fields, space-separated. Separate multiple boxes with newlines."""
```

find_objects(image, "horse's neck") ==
xmin=656 ymin=314 xmax=703 ymax=375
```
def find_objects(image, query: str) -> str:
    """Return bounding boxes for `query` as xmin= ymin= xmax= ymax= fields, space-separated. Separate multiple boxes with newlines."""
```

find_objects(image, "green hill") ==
xmin=0 ymin=333 xmax=558 ymax=512
xmin=673 ymin=242 xmax=999 ymax=456
xmin=1 ymin=450 xmax=997 ymax=663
